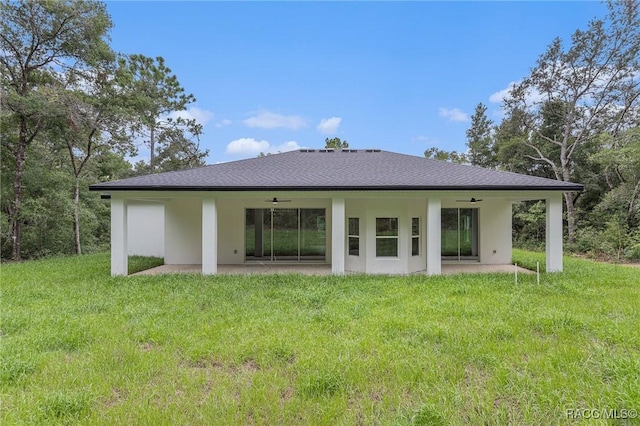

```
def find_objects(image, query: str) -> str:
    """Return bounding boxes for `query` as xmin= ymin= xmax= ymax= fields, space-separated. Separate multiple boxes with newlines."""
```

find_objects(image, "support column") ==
xmin=111 ymin=197 xmax=128 ymax=276
xmin=546 ymin=194 xmax=563 ymax=272
xmin=331 ymin=198 xmax=345 ymax=275
xmin=202 ymin=197 xmax=218 ymax=275
xmin=426 ymin=197 xmax=441 ymax=275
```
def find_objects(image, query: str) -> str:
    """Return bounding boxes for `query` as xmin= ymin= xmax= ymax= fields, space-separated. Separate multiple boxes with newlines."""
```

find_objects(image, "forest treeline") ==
xmin=2 ymin=1 xmax=639 ymax=262
xmin=1 ymin=1 xmax=208 ymax=260
xmin=426 ymin=0 xmax=640 ymax=261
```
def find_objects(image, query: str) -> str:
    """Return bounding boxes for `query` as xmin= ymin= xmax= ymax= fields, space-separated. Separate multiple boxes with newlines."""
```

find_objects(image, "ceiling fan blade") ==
xmin=265 ymin=197 xmax=292 ymax=203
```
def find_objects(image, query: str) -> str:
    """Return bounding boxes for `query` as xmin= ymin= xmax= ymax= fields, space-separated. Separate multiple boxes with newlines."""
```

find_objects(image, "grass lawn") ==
xmin=1 ymin=251 xmax=639 ymax=425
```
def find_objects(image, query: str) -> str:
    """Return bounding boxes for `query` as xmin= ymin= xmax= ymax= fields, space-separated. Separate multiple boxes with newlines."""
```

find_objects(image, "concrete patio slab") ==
xmin=131 ymin=263 xmax=533 ymax=276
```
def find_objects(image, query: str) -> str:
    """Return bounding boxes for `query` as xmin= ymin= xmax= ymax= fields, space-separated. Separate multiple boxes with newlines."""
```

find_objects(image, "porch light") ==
xmin=272 ymin=197 xmax=278 ymax=205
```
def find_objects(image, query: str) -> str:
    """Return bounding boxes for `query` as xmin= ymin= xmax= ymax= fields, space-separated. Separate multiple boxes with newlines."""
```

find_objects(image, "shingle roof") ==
xmin=89 ymin=149 xmax=583 ymax=192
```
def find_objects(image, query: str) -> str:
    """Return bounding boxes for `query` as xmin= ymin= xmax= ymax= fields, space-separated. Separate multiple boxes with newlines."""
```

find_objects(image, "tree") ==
xmin=49 ymin=61 xmax=135 ymax=254
xmin=502 ymin=0 xmax=640 ymax=242
xmin=324 ymin=137 xmax=349 ymax=150
xmin=0 ymin=0 xmax=113 ymax=260
xmin=117 ymin=54 xmax=201 ymax=172
xmin=465 ymin=103 xmax=496 ymax=168
xmin=153 ymin=127 xmax=208 ymax=173
xmin=424 ymin=147 xmax=467 ymax=164
xmin=591 ymin=127 xmax=640 ymax=228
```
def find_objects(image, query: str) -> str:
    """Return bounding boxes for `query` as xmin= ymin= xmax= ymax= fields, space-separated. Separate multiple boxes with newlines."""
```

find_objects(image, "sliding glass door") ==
xmin=245 ymin=208 xmax=326 ymax=262
xmin=441 ymin=208 xmax=478 ymax=261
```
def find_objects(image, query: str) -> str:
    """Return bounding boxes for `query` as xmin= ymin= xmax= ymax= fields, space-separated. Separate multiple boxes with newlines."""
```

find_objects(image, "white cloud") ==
xmin=226 ymin=138 xmax=302 ymax=156
xmin=489 ymin=82 xmax=516 ymax=104
xmin=226 ymin=138 xmax=270 ymax=155
xmin=438 ymin=107 xmax=469 ymax=122
xmin=273 ymin=140 xmax=302 ymax=152
xmin=316 ymin=117 xmax=342 ymax=134
xmin=489 ymin=80 xmax=546 ymax=105
xmin=167 ymin=107 xmax=214 ymax=126
xmin=243 ymin=110 xmax=307 ymax=130
xmin=215 ymin=119 xmax=232 ymax=128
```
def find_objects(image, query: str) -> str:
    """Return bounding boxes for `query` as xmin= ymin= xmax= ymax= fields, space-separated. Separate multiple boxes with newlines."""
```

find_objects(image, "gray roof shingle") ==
xmin=89 ymin=149 xmax=583 ymax=192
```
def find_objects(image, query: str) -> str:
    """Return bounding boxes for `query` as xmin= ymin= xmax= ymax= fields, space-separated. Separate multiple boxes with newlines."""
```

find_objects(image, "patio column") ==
xmin=111 ymin=197 xmax=128 ymax=276
xmin=546 ymin=194 xmax=563 ymax=272
xmin=202 ymin=197 xmax=218 ymax=275
xmin=331 ymin=197 xmax=345 ymax=275
xmin=426 ymin=197 xmax=441 ymax=275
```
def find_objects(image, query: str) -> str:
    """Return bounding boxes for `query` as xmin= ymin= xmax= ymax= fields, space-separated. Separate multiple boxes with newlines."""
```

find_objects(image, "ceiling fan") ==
xmin=456 ymin=197 xmax=483 ymax=204
xmin=265 ymin=197 xmax=292 ymax=205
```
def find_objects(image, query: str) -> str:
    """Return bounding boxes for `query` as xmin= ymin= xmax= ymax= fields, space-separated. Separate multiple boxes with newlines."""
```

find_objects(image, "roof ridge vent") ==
xmin=342 ymin=149 xmax=357 ymax=153
xmin=300 ymin=149 xmax=316 ymax=153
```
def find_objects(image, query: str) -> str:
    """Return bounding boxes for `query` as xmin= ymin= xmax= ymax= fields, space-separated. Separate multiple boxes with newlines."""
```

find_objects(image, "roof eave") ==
xmin=89 ymin=184 xmax=584 ymax=192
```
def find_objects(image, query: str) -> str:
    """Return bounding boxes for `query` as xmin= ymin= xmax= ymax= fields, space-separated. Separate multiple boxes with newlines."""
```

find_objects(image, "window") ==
xmin=412 ymin=217 xmax=420 ymax=256
xmin=348 ymin=217 xmax=360 ymax=256
xmin=376 ymin=217 xmax=398 ymax=257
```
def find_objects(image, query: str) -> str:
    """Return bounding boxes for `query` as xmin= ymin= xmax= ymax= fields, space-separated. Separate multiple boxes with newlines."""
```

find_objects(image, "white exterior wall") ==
xmin=127 ymin=201 xmax=164 ymax=258
xmin=164 ymin=198 xmax=202 ymax=265
xmin=478 ymin=199 xmax=512 ymax=264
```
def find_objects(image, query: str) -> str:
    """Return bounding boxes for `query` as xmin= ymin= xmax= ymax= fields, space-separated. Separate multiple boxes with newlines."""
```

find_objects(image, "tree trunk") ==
xmin=10 ymin=125 xmax=27 ymax=261
xmin=72 ymin=180 xmax=82 ymax=255
xmin=564 ymin=192 xmax=576 ymax=244
xmin=150 ymin=126 xmax=155 ymax=171
xmin=560 ymin=140 xmax=577 ymax=244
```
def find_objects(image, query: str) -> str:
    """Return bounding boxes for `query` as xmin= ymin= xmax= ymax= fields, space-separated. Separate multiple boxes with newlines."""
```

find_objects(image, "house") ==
xmin=89 ymin=149 xmax=583 ymax=276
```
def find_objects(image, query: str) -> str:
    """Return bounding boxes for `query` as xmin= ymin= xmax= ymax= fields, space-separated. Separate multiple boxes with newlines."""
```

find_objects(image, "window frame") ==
xmin=348 ymin=217 xmax=360 ymax=256
xmin=375 ymin=217 xmax=399 ymax=257
xmin=411 ymin=217 xmax=420 ymax=256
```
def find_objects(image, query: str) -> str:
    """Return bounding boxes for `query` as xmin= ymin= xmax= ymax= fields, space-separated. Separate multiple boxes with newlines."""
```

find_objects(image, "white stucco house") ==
xmin=90 ymin=149 xmax=583 ymax=276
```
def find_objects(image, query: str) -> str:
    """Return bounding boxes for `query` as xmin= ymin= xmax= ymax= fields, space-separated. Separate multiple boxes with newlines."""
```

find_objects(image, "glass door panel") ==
xmin=441 ymin=209 xmax=459 ymax=256
xmin=245 ymin=209 xmax=271 ymax=260
xmin=459 ymin=209 xmax=478 ymax=257
xmin=441 ymin=208 xmax=478 ymax=260
xmin=300 ymin=209 xmax=326 ymax=259
xmin=272 ymin=208 xmax=298 ymax=260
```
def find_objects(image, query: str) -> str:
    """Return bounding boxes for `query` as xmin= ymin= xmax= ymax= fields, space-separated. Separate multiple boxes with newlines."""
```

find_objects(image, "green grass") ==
xmin=2 ymin=252 xmax=639 ymax=425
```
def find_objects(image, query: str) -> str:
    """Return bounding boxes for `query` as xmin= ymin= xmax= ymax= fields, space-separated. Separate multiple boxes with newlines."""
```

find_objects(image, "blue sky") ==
xmin=105 ymin=1 xmax=607 ymax=164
